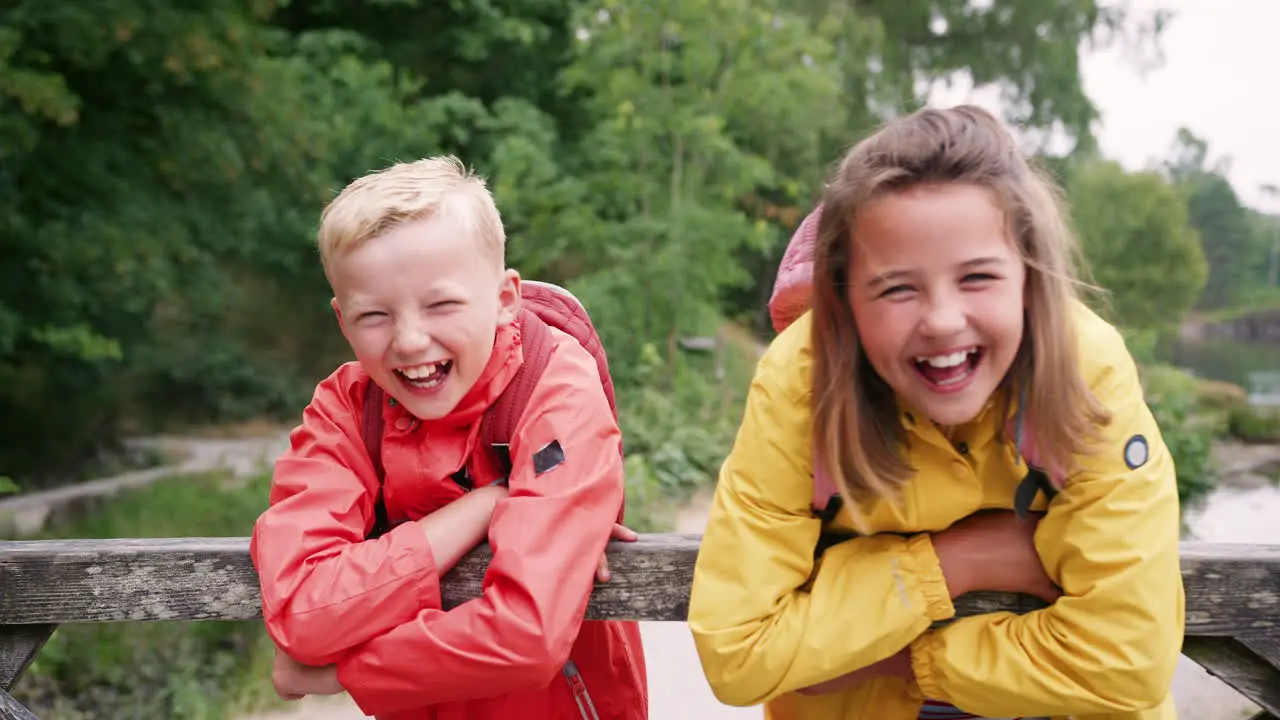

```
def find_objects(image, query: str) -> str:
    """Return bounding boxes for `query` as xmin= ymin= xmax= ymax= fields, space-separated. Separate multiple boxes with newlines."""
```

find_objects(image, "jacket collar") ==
xmin=417 ymin=319 xmax=524 ymax=431
xmin=896 ymin=384 xmax=1016 ymax=452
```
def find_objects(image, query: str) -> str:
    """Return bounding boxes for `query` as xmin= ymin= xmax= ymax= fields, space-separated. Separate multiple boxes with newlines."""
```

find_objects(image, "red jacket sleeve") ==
xmin=250 ymin=363 xmax=443 ymax=666
xmin=334 ymin=337 xmax=626 ymax=717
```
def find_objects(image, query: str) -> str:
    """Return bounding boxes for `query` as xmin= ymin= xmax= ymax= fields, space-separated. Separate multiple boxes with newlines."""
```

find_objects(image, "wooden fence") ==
xmin=1 ymin=536 xmax=1278 ymax=719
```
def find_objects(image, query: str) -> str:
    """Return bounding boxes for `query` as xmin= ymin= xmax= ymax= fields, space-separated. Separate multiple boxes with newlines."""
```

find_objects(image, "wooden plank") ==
xmin=0 ymin=625 xmax=55 ymax=690
xmin=0 ymin=689 xmax=38 ymax=720
xmin=0 ymin=537 xmax=1277 ymax=634
xmin=1242 ymin=637 xmax=1280 ymax=672
xmin=1180 ymin=543 xmax=1280 ymax=637
xmin=1183 ymin=637 xmax=1280 ymax=716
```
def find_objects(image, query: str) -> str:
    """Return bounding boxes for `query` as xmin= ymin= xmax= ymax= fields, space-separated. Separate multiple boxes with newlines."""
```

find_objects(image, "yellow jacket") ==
xmin=688 ymin=303 xmax=1184 ymax=720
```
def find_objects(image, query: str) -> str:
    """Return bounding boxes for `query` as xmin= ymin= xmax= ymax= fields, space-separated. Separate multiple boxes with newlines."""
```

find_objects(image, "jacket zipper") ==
xmin=562 ymin=660 xmax=601 ymax=720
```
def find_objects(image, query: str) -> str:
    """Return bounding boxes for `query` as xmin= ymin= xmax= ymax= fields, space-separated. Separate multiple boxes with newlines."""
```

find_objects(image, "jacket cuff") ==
xmin=386 ymin=520 xmax=443 ymax=612
xmin=903 ymin=534 xmax=955 ymax=622
xmin=909 ymin=630 xmax=948 ymax=702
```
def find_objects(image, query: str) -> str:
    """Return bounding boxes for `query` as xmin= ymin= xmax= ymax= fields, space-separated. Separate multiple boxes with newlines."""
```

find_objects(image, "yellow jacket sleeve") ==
xmin=909 ymin=332 xmax=1185 ymax=718
xmin=688 ymin=354 xmax=956 ymax=707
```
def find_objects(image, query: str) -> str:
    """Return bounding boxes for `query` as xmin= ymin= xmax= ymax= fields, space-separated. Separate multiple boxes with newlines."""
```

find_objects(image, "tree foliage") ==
xmin=0 ymin=0 xmax=1175 ymax=484
xmin=1068 ymin=159 xmax=1207 ymax=329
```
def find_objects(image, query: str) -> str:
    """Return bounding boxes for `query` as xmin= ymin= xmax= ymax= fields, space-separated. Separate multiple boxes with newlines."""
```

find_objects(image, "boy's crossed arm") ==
xmin=254 ymin=350 xmax=630 ymax=715
xmin=267 ymin=487 xmax=635 ymax=701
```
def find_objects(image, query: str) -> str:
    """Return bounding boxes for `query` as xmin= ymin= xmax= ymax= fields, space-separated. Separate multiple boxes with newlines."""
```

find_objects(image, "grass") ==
xmin=11 ymin=470 xmax=285 ymax=720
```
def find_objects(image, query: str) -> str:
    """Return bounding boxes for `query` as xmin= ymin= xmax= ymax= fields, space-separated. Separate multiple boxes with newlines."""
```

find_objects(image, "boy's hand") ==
xmin=272 ymin=647 xmax=344 ymax=700
xmin=933 ymin=509 xmax=1062 ymax=603
xmin=595 ymin=522 xmax=638 ymax=582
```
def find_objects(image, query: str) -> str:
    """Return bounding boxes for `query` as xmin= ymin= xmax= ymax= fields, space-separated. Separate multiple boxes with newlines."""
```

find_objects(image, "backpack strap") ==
xmin=481 ymin=282 xmax=626 ymax=523
xmin=362 ymin=379 xmax=392 ymax=539
xmin=811 ymin=382 xmax=1065 ymax=524
xmin=811 ymin=449 xmax=840 ymax=517
xmin=520 ymin=280 xmax=619 ymax=421
xmin=1010 ymin=381 xmax=1061 ymax=518
xmin=360 ymin=280 xmax=624 ymax=534
xmin=480 ymin=307 xmax=554 ymax=477
xmin=360 ymin=309 xmax=562 ymax=539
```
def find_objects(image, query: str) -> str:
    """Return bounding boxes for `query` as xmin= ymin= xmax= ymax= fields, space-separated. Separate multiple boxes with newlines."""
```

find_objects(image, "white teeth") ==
xmin=401 ymin=361 xmax=448 ymax=380
xmin=916 ymin=350 xmax=973 ymax=368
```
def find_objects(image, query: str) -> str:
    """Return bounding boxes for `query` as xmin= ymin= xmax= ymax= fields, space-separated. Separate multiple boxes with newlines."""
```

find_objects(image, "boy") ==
xmin=249 ymin=156 xmax=648 ymax=719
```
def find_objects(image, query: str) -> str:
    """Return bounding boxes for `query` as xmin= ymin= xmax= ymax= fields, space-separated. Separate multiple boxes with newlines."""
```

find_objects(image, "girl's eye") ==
xmin=879 ymin=284 xmax=913 ymax=299
xmin=431 ymin=300 xmax=462 ymax=310
xmin=963 ymin=273 xmax=999 ymax=284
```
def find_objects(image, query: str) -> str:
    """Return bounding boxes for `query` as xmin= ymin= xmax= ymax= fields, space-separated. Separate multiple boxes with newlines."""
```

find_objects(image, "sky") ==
xmin=934 ymin=0 xmax=1280 ymax=213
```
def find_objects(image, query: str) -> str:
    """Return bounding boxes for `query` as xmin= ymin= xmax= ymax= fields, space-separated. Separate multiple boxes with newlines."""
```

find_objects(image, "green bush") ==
xmin=1226 ymin=405 xmax=1280 ymax=443
xmin=1140 ymin=364 xmax=1218 ymax=507
xmin=617 ymin=338 xmax=755 ymax=531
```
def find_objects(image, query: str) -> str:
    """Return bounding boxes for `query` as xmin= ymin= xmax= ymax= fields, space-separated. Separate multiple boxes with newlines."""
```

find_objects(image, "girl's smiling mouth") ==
xmin=913 ymin=347 xmax=983 ymax=391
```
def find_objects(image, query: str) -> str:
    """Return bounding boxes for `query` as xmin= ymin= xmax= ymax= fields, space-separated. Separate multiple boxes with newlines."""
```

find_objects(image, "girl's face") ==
xmin=847 ymin=182 xmax=1026 ymax=427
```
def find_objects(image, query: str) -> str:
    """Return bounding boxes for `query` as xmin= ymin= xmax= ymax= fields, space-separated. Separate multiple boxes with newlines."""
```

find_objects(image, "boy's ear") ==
xmin=497 ymin=269 xmax=522 ymax=326
xmin=330 ymin=297 xmax=350 ymax=337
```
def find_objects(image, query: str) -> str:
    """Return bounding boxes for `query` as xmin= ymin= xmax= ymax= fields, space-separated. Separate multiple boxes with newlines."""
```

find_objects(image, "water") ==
xmin=1161 ymin=335 xmax=1280 ymax=718
xmin=1161 ymin=335 xmax=1280 ymax=389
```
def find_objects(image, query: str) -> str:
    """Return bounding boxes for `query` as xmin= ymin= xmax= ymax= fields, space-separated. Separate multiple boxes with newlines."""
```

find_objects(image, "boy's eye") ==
xmin=357 ymin=311 xmax=388 ymax=321
xmin=431 ymin=300 xmax=462 ymax=309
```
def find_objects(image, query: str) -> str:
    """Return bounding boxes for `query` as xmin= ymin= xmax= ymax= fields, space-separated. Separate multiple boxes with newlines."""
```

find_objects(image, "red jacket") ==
xmin=250 ymin=321 xmax=648 ymax=719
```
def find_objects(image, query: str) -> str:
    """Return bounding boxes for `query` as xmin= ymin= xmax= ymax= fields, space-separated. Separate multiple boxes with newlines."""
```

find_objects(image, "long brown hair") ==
xmin=810 ymin=105 xmax=1111 ymax=508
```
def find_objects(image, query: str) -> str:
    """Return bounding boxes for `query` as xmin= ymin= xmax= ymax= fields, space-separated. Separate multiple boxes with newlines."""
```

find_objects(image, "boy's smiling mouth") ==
xmin=396 ymin=360 xmax=453 ymax=390
xmin=912 ymin=347 xmax=983 ymax=391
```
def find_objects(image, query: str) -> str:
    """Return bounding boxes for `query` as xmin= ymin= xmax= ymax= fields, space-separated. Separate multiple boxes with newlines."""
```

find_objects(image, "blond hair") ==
xmin=810 ymin=105 xmax=1111 ymax=506
xmin=317 ymin=156 xmax=506 ymax=280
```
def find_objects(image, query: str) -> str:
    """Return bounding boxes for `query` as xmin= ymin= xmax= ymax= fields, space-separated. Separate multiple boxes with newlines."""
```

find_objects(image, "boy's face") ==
xmin=329 ymin=214 xmax=519 ymax=421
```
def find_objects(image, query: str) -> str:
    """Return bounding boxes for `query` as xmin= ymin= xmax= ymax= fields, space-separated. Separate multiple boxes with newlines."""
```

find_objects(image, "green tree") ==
xmin=1163 ymin=128 xmax=1268 ymax=309
xmin=0 ymin=1 xmax=295 ymax=481
xmin=1069 ymin=159 xmax=1207 ymax=329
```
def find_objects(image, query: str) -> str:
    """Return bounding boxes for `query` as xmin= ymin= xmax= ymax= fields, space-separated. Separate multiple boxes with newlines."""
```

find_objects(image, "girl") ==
xmin=686 ymin=105 xmax=1184 ymax=720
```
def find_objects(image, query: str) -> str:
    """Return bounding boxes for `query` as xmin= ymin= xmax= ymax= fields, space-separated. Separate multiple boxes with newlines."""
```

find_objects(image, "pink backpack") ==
xmin=767 ymin=206 xmax=1065 ymax=520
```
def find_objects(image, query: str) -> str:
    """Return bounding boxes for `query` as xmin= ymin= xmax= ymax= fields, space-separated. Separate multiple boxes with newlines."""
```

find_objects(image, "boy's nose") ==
xmin=392 ymin=323 xmax=433 ymax=356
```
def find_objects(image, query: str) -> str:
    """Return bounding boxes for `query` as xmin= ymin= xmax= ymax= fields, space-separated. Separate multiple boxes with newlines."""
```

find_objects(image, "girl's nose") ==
xmin=919 ymin=297 xmax=966 ymax=337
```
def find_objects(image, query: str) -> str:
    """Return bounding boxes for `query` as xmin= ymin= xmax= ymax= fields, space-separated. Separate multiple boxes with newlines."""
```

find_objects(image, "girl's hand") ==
xmin=933 ymin=509 xmax=1062 ymax=603
xmin=596 ymin=522 xmax=639 ymax=582
xmin=272 ymin=647 xmax=344 ymax=699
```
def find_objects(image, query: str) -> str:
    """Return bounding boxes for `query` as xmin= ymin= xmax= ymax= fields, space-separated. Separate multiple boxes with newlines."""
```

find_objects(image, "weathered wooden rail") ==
xmin=1 ymin=536 xmax=1278 ymax=719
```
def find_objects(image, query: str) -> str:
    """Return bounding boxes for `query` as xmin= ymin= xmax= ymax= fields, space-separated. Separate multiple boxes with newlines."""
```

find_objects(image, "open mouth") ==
xmin=395 ymin=360 xmax=453 ymax=390
xmin=913 ymin=348 xmax=982 ymax=390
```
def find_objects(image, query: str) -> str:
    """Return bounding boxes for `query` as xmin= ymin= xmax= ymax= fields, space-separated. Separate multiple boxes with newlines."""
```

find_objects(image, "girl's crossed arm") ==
xmin=687 ymin=357 xmax=957 ymax=707
xmin=907 ymin=334 xmax=1184 ymax=718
